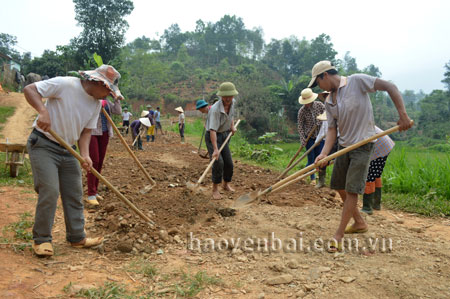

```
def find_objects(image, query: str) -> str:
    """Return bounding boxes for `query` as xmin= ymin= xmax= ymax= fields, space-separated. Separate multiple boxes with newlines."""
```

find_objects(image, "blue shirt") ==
xmin=155 ymin=110 xmax=160 ymax=122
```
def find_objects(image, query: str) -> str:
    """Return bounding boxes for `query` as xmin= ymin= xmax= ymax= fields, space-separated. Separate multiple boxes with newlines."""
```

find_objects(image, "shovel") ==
xmin=102 ymin=108 xmax=156 ymax=194
xmin=234 ymin=123 xmax=410 ymax=207
xmin=187 ymin=119 xmax=241 ymax=192
xmin=48 ymin=129 xmax=154 ymax=224
xmin=277 ymin=134 xmax=325 ymax=179
xmin=282 ymin=124 xmax=317 ymax=171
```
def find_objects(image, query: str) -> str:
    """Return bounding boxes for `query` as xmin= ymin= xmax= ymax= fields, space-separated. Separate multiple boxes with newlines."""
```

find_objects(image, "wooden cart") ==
xmin=0 ymin=142 xmax=27 ymax=178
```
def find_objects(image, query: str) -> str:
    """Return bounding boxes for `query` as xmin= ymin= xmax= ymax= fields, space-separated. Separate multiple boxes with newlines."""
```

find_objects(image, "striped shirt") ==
xmin=371 ymin=126 xmax=395 ymax=160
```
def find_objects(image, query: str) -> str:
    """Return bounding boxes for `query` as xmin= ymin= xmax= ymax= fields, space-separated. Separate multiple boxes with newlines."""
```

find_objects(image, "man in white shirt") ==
xmin=24 ymin=64 xmax=123 ymax=256
xmin=122 ymin=107 xmax=132 ymax=135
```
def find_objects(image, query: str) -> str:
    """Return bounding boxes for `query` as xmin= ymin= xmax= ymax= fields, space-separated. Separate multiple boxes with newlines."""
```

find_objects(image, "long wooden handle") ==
xmin=261 ymin=123 xmax=410 ymax=197
xmin=277 ymin=134 xmax=325 ymax=179
xmin=284 ymin=124 xmax=317 ymax=169
xmin=102 ymin=108 xmax=156 ymax=185
xmin=48 ymin=129 xmax=153 ymax=224
xmin=197 ymin=119 xmax=241 ymax=184
xmin=271 ymin=160 xmax=334 ymax=194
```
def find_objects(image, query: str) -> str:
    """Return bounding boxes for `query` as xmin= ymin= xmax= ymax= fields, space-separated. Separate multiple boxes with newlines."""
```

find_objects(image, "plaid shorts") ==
xmin=330 ymin=142 xmax=374 ymax=194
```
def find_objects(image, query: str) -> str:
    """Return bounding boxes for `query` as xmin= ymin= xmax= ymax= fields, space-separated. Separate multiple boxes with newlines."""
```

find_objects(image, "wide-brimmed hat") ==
xmin=123 ymin=107 xmax=128 ymax=111
xmin=217 ymin=82 xmax=238 ymax=97
xmin=79 ymin=64 xmax=123 ymax=100
xmin=141 ymin=110 xmax=149 ymax=117
xmin=139 ymin=117 xmax=151 ymax=127
xmin=146 ymin=104 xmax=152 ymax=109
xmin=175 ymin=107 xmax=184 ymax=113
xmin=317 ymin=112 xmax=327 ymax=121
xmin=298 ymin=88 xmax=318 ymax=105
xmin=307 ymin=61 xmax=337 ymax=88
xmin=196 ymin=99 xmax=208 ymax=110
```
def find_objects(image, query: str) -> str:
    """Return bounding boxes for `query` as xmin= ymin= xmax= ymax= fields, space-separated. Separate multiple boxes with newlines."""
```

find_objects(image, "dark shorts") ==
xmin=330 ymin=142 xmax=374 ymax=194
xmin=156 ymin=121 xmax=162 ymax=129
xmin=123 ymin=120 xmax=130 ymax=127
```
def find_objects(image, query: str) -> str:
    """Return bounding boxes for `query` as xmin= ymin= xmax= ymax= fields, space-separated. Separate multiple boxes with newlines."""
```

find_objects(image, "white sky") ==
xmin=1 ymin=0 xmax=449 ymax=93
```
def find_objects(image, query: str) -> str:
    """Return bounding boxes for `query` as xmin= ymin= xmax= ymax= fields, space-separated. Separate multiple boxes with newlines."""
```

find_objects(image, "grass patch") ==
xmin=0 ymin=153 xmax=33 ymax=186
xmin=173 ymin=270 xmax=222 ymax=298
xmin=3 ymin=211 xmax=33 ymax=241
xmin=383 ymin=192 xmax=450 ymax=217
xmin=126 ymin=258 xmax=158 ymax=279
xmin=64 ymin=281 xmax=136 ymax=298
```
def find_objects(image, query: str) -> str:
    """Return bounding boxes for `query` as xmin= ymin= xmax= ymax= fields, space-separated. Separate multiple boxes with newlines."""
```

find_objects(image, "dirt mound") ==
xmin=86 ymin=132 xmax=336 ymax=256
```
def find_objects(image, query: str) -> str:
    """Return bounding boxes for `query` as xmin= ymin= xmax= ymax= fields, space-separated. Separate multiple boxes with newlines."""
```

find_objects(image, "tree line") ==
xmin=0 ymin=0 xmax=449 ymax=147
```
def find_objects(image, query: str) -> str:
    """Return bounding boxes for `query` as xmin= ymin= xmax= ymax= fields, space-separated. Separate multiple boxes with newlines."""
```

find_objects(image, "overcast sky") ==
xmin=2 ymin=0 xmax=449 ymax=93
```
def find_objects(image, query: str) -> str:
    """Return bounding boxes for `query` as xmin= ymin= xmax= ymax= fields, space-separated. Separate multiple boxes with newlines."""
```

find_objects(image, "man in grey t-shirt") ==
xmin=311 ymin=61 xmax=412 ymax=252
xmin=205 ymin=82 xmax=238 ymax=200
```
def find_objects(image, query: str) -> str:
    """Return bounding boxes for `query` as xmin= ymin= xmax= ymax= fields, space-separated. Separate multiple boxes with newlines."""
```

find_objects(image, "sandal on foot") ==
xmin=32 ymin=242 xmax=54 ymax=256
xmin=85 ymin=195 xmax=99 ymax=206
xmin=71 ymin=237 xmax=104 ymax=248
xmin=344 ymin=225 xmax=368 ymax=234
xmin=327 ymin=240 xmax=342 ymax=253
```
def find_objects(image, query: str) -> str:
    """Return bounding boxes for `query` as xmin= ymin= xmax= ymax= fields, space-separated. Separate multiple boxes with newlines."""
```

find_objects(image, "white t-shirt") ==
xmin=178 ymin=113 xmax=185 ymax=124
xmin=122 ymin=111 xmax=132 ymax=121
xmin=316 ymin=120 xmax=328 ymax=141
xmin=33 ymin=77 xmax=101 ymax=145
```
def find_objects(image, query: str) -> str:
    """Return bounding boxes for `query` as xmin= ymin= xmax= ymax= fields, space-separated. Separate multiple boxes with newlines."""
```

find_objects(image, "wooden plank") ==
xmin=0 ymin=143 xmax=28 ymax=153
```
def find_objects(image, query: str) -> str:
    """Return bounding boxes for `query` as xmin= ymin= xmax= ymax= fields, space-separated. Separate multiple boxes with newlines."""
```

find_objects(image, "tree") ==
xmin=161 ymin=24 xmax=186 ymax=55
xmin=308 ymin=34 xmax=337 ymax=67
xmin=418 ymin=90 xmax=450 ymax=139
xmin=0 ymin=33 xmax=20 ymax=60
xmin=442 ymin=60 xmax=450 ymax=91
xmin=25 ymin=50 xmax=65 ymax=77
xmin=72 ymin=0 xmax=134 ymax=64
xmin=341 ymin=51 xmax=358 ymax=75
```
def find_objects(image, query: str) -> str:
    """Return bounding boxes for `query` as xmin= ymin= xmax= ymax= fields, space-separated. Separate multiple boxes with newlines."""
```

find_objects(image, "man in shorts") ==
xmin=312 ymin=61 xmax=412 ymax=251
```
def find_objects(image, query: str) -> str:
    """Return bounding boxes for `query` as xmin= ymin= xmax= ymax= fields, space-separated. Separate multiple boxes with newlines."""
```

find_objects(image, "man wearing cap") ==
xmin=131 ymin=111 xmax=151 ymax=150
xmin=122 ymin=107 xmax=132 ymax=135
xmin=311 ymin=60 xmax=412 ymax=251
xmin=205 ymin=82 xmax=238 ymax=200
xmin=23 ymin=64 xmax=123 ymax=256
xmin=196 ymin=99 xmax=209 ymax=114
xmin=297 ymin=88 xmax=325 ymax=185
xmin=155 ymin=106 xmax=163 ymax=135
xmin=175 ymin=106 xmax=185 ymax=143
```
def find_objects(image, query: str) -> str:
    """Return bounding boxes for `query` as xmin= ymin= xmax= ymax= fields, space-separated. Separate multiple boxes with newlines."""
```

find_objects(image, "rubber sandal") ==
xmin=327 ymin=239 xmax=342 ymax=253
xmin=85 ymin=197 xmax=99 ymax=206
xmin=32 ymin=242 xmax=54 ymax=256
xmin=71 ymin=237 xmax=104 ymax=248
xmin=344 ymin=225 xmax=368 ymax=234
xmin=95 ymin=194 xmax=104 ymax=201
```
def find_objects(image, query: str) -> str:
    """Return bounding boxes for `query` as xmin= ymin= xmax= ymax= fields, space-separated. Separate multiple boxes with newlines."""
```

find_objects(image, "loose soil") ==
xmin=1 ymin=92 xmax=449 ymax=298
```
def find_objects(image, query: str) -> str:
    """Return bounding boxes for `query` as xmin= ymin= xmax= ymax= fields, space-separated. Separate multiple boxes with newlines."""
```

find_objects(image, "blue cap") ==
xmin=196 ymin=100 xmax=208 ymax=110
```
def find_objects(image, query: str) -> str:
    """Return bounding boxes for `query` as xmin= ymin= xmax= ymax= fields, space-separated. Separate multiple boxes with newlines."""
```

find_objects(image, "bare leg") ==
xmin=222 ymin=181 xmax=235 ymax=192
xmin=212 ymin=183 xmax=222 ymax=199
xmin=334 ymin=190 xmax=367 ymax=241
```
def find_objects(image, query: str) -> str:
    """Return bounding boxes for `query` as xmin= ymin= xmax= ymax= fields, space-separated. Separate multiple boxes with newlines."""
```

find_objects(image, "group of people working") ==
xmin=23 ymin=59 xmax=411 ymax=256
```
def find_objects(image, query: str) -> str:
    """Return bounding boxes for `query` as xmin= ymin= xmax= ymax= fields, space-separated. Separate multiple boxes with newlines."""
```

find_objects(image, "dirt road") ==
xmin=0 ymin=92 xmax=36 ymax=143
xmin=1 ymin=92 xmax=449 ymax=298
